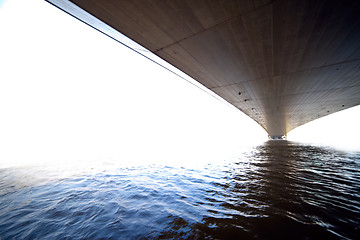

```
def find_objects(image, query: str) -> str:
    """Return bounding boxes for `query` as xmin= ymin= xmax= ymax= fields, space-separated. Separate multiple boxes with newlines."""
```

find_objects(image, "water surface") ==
xmin=1 ymin=141 xmax=359 ymax=239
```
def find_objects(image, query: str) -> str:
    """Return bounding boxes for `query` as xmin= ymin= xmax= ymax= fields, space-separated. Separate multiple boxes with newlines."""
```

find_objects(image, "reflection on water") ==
xmin=0 ymin=141 xmax=359 ymax=239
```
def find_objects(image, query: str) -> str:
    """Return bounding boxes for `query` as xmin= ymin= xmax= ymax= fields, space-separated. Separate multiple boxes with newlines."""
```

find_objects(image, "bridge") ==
xmin=47 ymin=0 xmax=360 ymax=138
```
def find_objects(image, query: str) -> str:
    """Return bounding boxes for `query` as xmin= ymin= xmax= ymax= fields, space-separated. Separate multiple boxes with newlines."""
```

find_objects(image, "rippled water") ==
xmin=1 ymin=141 xmax=359 ymax=239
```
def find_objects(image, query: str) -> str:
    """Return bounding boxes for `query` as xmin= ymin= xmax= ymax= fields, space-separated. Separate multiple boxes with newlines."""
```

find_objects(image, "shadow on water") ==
xmin=0 ymin=141 xmax=359 ymax=239
xmin=162 ymin=141 xmax=360 ymax=239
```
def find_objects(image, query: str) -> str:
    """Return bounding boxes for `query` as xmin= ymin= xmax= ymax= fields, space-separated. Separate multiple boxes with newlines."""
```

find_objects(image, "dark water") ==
xmin=1 ymin=141 xmax=359 ymax=239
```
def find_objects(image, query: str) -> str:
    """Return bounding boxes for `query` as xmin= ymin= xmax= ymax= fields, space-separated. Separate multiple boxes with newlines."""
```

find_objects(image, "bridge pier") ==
xmin=268 ymin=135 xmax=287 ymax=140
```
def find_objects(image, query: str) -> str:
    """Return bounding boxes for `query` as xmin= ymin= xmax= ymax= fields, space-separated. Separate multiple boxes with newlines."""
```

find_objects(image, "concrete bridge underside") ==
xmin=47 ymin=0 xmax=360 ymax=137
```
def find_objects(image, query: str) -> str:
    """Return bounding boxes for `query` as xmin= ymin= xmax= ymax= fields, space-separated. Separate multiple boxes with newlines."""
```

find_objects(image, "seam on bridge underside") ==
xmin=153 ymin=0 xmax=276 ymax=53
xmin=228 ymin=84 xmax=360 ymax=103
xmin=209 ymin=58 xmax=360 ymax=90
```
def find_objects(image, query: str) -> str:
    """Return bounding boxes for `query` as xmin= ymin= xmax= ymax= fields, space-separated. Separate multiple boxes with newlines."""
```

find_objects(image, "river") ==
xmin=0 ymin=141 xmax=359 ymax=239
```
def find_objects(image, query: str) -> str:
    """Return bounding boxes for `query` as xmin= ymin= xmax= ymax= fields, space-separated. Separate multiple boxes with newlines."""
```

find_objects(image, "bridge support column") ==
xmin=268 ymin=135 xmax=287 ymax=140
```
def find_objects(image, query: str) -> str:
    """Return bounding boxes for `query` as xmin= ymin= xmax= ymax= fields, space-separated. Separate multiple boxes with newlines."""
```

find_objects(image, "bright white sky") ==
xmin=0 ymin=0 xmax=359 ymax=168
